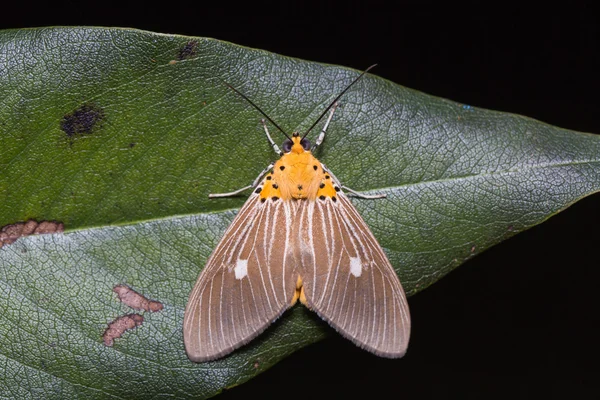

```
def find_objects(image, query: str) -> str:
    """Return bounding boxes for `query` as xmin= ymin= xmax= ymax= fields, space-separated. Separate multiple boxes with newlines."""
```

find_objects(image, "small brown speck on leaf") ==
xmin=0 ymin=220 xmax=64 ymax=248
xmin=103 ymin=314 xmax=144 ymax=346
xmin=471 ymin=245 xmax=476 ymax=253
xmin=113 ymin=284 xmax=164 ymax=312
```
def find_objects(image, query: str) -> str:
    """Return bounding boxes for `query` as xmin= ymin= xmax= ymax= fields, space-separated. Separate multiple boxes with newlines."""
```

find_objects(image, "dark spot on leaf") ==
xmin=102 ymin=314 xmax=144 ymax=346
xmin=61 ymin=103 xmax=105 ymax=138
xmin=0 ymin=219 xmax=64 ymax=248
xmin=129 ymin=142 xmax=136 ymax=148
xmin=177 ymin=40 xmax=199 ymax=60
xmin=113 ymin=284 xmax=164 ymax=312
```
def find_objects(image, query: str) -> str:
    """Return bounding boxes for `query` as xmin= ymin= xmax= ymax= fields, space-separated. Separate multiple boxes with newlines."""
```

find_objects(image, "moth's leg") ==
xmin=321 ymin=163 xmax=386 ymax=199
xmin=312 ymin=102 xmax=339 ymax=151
xmin=341 ymin=186 xmax=387 ymax=199
xmin=261 ymin=119 xmax=283 ymax=155
xmin=209 ymin=162 xmax=274 ymax=198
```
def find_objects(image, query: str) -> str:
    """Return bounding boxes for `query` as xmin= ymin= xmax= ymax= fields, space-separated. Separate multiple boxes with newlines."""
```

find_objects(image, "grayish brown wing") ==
xmin=297 ymin=194 xmax=411 ymax=358
xmin=183 ymin=194 xmax=297 ymax=362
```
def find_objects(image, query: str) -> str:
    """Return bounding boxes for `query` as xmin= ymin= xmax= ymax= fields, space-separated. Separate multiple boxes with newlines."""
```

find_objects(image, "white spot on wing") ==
xmin=234 ymin=259 xmax=248 ymax=280
xmin=350 ymin=257 xmax=362 ymax=277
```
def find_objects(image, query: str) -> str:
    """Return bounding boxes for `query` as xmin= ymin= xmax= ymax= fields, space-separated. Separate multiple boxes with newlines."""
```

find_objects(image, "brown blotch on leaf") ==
xmin=113 ymin=284 xmax=164 ymax=312
xmin=0 ymin=219 xmax=64 ymax=248
xmin=61 ymin=103 xmax=105 ymax=138
xmin=102 ymin=313 xmax=144 ymax=346
xmin=177 ymin=40 xmax=199 ymax=60
xmin=470 ymin=245 xmax=476 ymax=253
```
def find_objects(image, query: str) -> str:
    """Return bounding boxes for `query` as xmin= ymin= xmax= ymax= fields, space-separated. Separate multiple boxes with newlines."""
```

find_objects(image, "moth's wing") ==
xmin=183 ymin=195 xmax=297 ymax=362
xmin=298 ymin=194 xmax=411 ymax=358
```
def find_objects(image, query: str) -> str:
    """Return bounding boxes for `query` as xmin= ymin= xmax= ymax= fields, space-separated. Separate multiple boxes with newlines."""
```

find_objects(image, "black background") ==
xmin=4 ymin=2 xmax=600 ymax=399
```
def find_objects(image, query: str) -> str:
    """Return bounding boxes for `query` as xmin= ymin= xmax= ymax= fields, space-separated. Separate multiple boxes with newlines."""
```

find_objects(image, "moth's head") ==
xmin=282 ymin=132 xmax=311 ymax=154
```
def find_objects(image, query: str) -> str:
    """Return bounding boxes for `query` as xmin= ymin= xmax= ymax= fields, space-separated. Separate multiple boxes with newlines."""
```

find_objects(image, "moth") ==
xmin=183 ymin=66 xmax=411 ymax=361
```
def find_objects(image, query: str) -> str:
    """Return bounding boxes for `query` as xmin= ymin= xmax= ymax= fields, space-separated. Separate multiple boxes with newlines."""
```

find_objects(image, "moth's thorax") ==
xmin=258 ymin=137 xmax=340 ymax=202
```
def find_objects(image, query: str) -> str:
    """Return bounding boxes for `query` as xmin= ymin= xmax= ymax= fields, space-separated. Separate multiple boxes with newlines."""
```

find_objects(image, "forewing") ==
xmin=183 ymin=194 xmax=297 ymax=362
xmin=298 ymin=194 xmax=411 ymax=357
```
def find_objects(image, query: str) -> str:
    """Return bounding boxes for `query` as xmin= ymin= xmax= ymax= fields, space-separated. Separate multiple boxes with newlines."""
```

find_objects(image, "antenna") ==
xmin=302 ymin=64 xmax=377 ymax=139
xmin=222 ymin=80 xmax=291 ymax=140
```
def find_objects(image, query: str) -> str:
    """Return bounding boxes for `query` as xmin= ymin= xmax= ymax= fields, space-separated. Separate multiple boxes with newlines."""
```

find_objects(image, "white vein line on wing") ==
xmin=323 ymin=203 xmax=340 ymax=311
xmin=328 ymin=201 xmax=349 ymax=319
xmin=246 ymin=260 xmax=262 ymax=332
xmin=316 ymin=201 xmax=334 ymax=307
xmin=239 ymin=274 xmax=249 ymax=340
xmin=307 ymin=201 xmax=318 ymax=300
xmin=219 ymin=266 xmax=227 ymax=349
xmin=207 ymin=276 xmax=215 ymax=352
xmin=264 ymin=201 xmax=280 ymax=306
xmin=252 ymin=204 xmax=276 ymax=315
xmin=282 ymin=201 xmax=292 ymax=300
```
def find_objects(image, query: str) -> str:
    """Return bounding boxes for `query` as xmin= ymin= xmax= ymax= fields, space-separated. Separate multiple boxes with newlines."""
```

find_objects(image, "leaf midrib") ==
xmin=58 ymin=157 xmax=600 ymax=235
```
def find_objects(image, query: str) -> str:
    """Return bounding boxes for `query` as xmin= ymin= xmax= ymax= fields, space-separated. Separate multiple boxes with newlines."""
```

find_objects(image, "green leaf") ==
xmin=1 ymin=27 xmax=599 ymax=398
